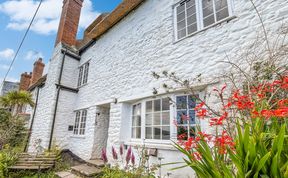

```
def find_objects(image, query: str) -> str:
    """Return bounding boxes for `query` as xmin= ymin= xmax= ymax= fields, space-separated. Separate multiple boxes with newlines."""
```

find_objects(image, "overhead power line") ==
xmin=0 ymin=0 xmax=43 ymax=89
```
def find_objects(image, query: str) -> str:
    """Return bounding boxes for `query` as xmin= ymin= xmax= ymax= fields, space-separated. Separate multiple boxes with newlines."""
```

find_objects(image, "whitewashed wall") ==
xmin=74 ymin=0 xmax=288 ymax=177
xmin=29 ymin=0 xmax=288 ymax=177
xmin=28 ymin=44 xmax=63 ymax=151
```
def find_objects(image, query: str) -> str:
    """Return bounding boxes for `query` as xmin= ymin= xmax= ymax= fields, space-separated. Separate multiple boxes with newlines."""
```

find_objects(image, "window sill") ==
xmin=174 ymin=15 xmax=237 ymax=44
xmin=77 ymin=83 xmax=88 ymax=89
xmin=70 ymin=135 xmax=86 ymax=139
xmin=125 ymin=140 xmax=177 ymax=151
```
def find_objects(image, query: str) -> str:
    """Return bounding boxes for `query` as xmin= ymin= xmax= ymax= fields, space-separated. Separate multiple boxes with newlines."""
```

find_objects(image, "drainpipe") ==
xmin=24 ymin=86 xmax=40 ymax=152
xmin=48 ymin=48 xmax=67 ymax=150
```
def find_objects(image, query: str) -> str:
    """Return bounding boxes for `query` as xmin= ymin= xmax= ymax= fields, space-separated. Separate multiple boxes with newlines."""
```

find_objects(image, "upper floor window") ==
xmin=174 ymin=0 xmax=232 ymax=40
xmin=73 ymin=109 xmax=87 ymax=135
xmin=78 ymin=62 xmax=89 ymax=87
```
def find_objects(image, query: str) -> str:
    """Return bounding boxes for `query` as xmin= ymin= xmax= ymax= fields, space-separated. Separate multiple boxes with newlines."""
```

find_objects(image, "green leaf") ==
xmin=253 ymin=152 xmax=271 ymax=178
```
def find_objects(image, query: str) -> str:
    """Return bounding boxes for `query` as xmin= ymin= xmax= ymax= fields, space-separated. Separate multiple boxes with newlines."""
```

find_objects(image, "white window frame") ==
xmin=130 ymin=92 xmax=204 ymax=144
xmin=131 ymin=103 xmax=142 ymax=139
xmin=73 ymin=109 xmax=87 ymax=135
xmin=78 ymin=62 xmax=89 ymax=87
xmin=173 ymin=0 xmax=234 ymax=41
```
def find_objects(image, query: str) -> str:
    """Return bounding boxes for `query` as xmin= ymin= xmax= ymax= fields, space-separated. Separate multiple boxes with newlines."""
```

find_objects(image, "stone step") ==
xmin=55 ymin=171 xmax=80 ymax=178
xmin=71 ymin=164 xmax=102 ymax=178
xmin=15 ymin=163 xmax=54 ymax=167
xmin=9 ymin=165 xmax=53 ymax=170
xmin=18 ymin=157 xmax=56 ymax=162
xmin=19 ymin=154 xmax=57 ymax=158
xmin=17 ymin=160 xmax=55 ymax=164
xmin=86 ymin=159 xmax=105 ymax=168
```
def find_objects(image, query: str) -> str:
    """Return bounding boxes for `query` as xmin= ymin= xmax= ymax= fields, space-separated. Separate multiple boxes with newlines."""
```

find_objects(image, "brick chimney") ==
xmin=30 ymin=58 xmax=45 ymax=85
xmin=55 ymin=0 xmax=84 ymax=47
xmin=19 ymin=72 xmax=32 ymax=91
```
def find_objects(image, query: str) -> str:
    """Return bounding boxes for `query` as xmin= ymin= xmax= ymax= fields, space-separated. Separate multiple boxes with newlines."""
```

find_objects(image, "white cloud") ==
xmin=24 ymin=50 xmax=43 ymax=60
xmin=0 ymin=48 xmax=15 ymax=60
xmin=0 ymin=0 xmax=99 ymax=35
xmin=0 ymin=64 xmax=10 ymax=70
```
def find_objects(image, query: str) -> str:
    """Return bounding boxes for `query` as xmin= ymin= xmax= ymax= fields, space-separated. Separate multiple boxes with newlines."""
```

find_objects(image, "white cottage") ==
xmin=24 ymin=0 xmax=288 ymax=177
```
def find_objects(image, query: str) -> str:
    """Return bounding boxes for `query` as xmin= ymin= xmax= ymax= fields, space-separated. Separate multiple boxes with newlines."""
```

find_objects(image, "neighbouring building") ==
xmin=0 ymin=81 xmax=19 ymax=96
xmin=24 ymin=0 xmax=288 ymax=177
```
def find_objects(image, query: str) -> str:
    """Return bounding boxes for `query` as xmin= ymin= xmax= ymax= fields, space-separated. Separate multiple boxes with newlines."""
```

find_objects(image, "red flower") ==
xmin=209 ymin=112 xmax=228 ymax=126
xmin=215 ymin=131 xmax=235 ymax=154
xmin=195 ymin=102 xmax=205 ymax=111
xmin=191 ymin=152 xmax=202 ymax=161
xmin=196 ymin=108 xmax=208 ymax=118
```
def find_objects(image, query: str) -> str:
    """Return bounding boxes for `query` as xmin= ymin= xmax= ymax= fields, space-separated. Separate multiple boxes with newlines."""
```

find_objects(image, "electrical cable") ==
xmin=0 ymin=0 xmax=43 ymax=90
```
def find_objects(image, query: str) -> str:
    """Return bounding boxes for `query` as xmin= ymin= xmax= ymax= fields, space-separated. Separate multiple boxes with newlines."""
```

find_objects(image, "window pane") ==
xmin=189 ymin=126 xmax=196 ymax=138
xmin=146 ymin=101 xmax=152 ymax=113
xmin=203 ymin=14 xmax=215 ymax=27
xmin=189 ymin=110 xmax=196 ymax=124
xmin=153 ymin=127 xmax=161 ymax=139
xmin=177 ymin=11 xmax=185 ymax=22
xmin=145 ymin=127 xmax=152 ymax=139
xmin=132 ymin=127 xmax=141 ymax=139
xmin=176 ymin=96 xmax=187 ymax=109
xmin=203 ymin=6 xmax=214 ymax=17
xmin=133 ymin=104 xmax=141 ymax=116
xmin=177 ymin=28 xmax=186 ymax=39
xmin=177 ymin=20 xmax=186 ymax=30
xmin=176 ymin=4 xmax=185 ymax=14
xmin=154 ymin=99 xmax=161 ymax=112
xmin=162 ymin=111 xmax=170 ymax=125
xmin=133 ymin=116 xmax=141 ymax=126
xmin=146 ymin=114 xmax=152 ymax=126
xmin=78 ymin=67 xmax=83 ymax=87
xmin=186 ymin=0 xmax=195 ymax=8
xmin=136 ymin=127 xmax=141 ymax=138
xmin=177 ymin=126 xmax=188 ymax=140
xmin=187 ymin=6 xmax=196 ymax=17
xmin=153 ymin=112 xmax=161 ymax=125
xmin=162 ymin=98 xmax=170 ymax=111
xmin=74 ymin=111 xmax=80 ymax=134
xmin=202 ymin=0 xmax=213 ymax=8
xmin=216 ymin=7 xmax=229 ymax=21
xmin=187 ymin=23 xmax=197 ymax=34
xmin=187 ymin=14 xmax=196 ymax=26
xmin=215 ymin=0 xmax=228 ymax=11
xmin=188 ymin=95 xmax=197 ymax=109
xmin=177 ymin=110 xmax=188 ymax=124
xmin=162 ymin=126 xmax=170 ymax=140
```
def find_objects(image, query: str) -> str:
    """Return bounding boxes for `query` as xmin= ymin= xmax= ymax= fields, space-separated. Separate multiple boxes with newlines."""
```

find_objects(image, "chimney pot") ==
xmin=30 ymin=59 xmax=45 ymax=86
xmin=19 ymin=72 xmax=32 ymax=91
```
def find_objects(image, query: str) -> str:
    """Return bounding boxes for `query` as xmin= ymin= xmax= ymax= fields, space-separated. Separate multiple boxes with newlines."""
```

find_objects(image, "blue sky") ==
xmin=0 ymin=0 xmax=121 ymax=82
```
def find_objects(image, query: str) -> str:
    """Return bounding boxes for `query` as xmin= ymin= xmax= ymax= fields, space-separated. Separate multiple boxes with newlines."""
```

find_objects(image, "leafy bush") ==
xmin=100 ymin=166 xmax=154 ymax=178
xmin=0 ymin=109 xmax=27 ymax=149
xmin=101 ymin=145 xmax=158 ymax=178
xmin=171 ymin=76 xmax=288 ymax=177
xmin=0 ymin=145 xmax=19 ymax=178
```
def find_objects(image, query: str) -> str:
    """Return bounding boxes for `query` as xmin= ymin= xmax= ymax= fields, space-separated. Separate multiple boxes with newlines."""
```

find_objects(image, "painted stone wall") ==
xmin=72 ymin=0 xmax=288 ymax=177
xmin=28 ymin=44 xmax=64 ymax=152
xmin=28 ymin=0 xmax=288 ymax=177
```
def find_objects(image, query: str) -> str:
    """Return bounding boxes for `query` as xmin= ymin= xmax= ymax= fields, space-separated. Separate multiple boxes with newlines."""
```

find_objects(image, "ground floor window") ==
xmin=73 ymin=109 xmax=87 ymax=135
xmin=131 ymin=94 xmax=200 ymax=141
xmin=176 ymin=95 xmax=198 ymax=140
